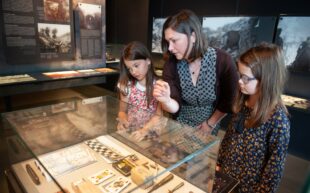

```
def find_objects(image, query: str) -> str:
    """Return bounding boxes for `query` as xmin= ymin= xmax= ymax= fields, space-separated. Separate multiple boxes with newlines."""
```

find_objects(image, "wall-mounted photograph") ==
xmin=38 ymin=23 xmax=71 ymax=54
xmin=275 ymin=16 xmax=310 ymax=73
xmin=151 ymin=18 xmax=166 ymax=53
xmin=78 ymin=3 xmax=102 ymax=30
xmin=202 ymin=16 xmax=276 ymax=59
xmin=44 ymin=0 xmax=70 ymax=22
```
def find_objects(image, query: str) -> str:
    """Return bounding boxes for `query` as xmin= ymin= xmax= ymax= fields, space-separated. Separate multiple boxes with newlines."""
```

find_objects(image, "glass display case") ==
xmin=2 ymin=96 xmax=238 ymax=193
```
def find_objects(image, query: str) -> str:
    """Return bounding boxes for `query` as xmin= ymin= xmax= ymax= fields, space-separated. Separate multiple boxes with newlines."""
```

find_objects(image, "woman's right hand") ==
xmin=153 ymin=79 xmax=180 ymax=113
xmin=153 ymin=80 xmax=171 ymax=104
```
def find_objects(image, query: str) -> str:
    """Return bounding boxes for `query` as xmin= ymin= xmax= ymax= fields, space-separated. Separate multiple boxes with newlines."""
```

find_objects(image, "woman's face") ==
xmin=124 ymin=58 xmax=150 ymax=82
xmin=164 ymin=27 xmax=195 ymax=60
xmin=237 ymin=62 xmax=259 ymax=95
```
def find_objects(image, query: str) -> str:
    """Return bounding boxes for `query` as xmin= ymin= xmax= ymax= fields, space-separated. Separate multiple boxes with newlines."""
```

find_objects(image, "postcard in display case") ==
xmin=2 ymin=96 xmax=238 ymax=193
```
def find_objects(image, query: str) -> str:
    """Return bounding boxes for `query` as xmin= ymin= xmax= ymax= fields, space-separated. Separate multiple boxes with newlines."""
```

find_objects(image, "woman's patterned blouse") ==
xmin=218 ymin=106 xmax=290 ymax=193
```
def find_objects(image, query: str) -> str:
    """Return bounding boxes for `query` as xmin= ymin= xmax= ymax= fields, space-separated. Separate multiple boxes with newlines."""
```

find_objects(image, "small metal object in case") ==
xmin=26 ymin=164 xmax=40 ymax=185
xmin=112 ymin=157 xmax=135 ymax=176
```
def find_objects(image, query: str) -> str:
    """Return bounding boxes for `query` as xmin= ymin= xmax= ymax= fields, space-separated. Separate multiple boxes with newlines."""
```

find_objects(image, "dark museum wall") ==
xmin=106 ymin=0 xmax=310 ymax=98
xmin=107 ymin=0 xmax=310 ymax=44
xmin=106 ymin=0 xmax=310 ymax=160
xmin=106 ymin=0 xmax=149 ymax=45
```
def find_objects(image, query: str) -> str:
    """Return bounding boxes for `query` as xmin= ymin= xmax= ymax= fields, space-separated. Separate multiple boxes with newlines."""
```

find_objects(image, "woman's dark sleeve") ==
xmin=216 ymin=49 xmax=239 ymax=113
xmin=162 ymin=56 xmax=182 ymax=106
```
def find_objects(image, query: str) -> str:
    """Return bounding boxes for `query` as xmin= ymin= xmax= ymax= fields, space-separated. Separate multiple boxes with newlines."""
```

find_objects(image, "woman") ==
xmin=153 ymin=9 xmax=238 ymax=134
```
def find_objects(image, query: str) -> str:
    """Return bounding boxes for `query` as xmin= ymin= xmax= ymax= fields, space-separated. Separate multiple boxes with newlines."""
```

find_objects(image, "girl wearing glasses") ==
xmin=218 ymin=43 xmax=290 ymax=193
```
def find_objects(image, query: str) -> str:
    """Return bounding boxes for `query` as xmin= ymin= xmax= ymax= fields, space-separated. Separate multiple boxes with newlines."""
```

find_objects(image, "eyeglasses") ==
xmin=238 ymin=72 xmax=256 ymax=84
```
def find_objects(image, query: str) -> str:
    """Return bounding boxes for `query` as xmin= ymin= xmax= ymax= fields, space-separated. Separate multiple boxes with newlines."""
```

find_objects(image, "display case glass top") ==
xmin=2 ymin=96 xmax=228 ymax=193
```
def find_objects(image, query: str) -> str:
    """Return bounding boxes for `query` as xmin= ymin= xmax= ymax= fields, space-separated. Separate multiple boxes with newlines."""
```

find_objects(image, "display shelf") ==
xmin=282 ymin=94 xmax=310 ymax=113
xmin=0 ymin=68 xmax=118 ymax=87
xmin=0 ymin=74 xmax=37 ymax=85
xmin=42 ymin=68 xmax=118 ymax=80
xmin=106 ymin=59 xmax=120 ymax=64
xmin=0 ymin=68 xmax=119 ymax=111
xmin=2 ymin=96 xmax=238 ymax=193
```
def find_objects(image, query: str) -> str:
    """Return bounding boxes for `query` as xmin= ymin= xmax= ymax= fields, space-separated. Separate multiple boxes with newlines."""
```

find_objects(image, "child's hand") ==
xmin=130 ymin=128 xmax=148 ymax=142
xmin=116 ymin=117 xmax=129 ymax=131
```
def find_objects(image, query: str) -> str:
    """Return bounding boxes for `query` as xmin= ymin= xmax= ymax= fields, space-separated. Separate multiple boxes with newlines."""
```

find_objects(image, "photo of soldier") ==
xmin=38 ymin=23 xmax=71 ymax=54
xmin=44 ymin=0 xmax=70 ymax=22
xmin=77 ymin=3 xmax=101 ymax=30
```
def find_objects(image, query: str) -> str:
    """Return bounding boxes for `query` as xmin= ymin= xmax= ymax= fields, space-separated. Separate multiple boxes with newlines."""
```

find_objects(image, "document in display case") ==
xmin=2 ymin=96 xmax=238 ymax=193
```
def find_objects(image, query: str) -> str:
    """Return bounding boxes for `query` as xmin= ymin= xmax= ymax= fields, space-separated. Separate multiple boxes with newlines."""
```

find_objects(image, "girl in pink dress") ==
xmin=117 ymin=41 xmax=162 ymax=141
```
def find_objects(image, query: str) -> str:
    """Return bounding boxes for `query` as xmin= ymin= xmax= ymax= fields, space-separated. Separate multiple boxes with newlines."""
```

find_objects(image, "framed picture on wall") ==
xmin=274 ymin=16 xmax=310 ymax=74
xmin=76 ymin=3 xmax=103 ymax=59
xmin=0 ymin=0 xmax=106 ymax=75
xmin=151 ymin=18 xmax=166 ymax=53
xmin=202 ymin=16 xmax=277 ymax=59
xmin=38 ymin=23 xmax=72 ymax=54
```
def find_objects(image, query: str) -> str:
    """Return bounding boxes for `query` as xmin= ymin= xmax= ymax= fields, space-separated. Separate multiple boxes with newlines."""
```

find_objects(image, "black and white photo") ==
xmin=38 ymin=23 xmax=71 ymax=54
xmin=275 ymin=16 xmax=310 ymax=73
xmin=151 ymin=18 xmax=166 ymax=53
xmin=78 ymin=3 xmax=101 ymax=30
xmin=202 ymin=16 xmax=276 ymax=59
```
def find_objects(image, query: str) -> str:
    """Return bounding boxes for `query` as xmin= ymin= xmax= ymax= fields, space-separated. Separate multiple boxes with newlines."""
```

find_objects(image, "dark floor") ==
xmin=0 ymin=85 xmax=309 ymax=193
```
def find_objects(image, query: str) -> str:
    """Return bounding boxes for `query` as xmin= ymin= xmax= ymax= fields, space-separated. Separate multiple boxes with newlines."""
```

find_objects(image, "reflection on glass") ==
xmin=3 ymin=96 xmax=224 ymax=193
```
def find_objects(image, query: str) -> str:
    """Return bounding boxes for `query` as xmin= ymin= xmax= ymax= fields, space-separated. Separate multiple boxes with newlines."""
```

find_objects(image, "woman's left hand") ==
xmin=198 ymin=121 xmax=213 ymax=135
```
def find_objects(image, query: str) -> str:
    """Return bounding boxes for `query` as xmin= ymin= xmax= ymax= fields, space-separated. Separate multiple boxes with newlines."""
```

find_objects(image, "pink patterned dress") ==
xmin=127 ymin=81 xmax=158 ymax=131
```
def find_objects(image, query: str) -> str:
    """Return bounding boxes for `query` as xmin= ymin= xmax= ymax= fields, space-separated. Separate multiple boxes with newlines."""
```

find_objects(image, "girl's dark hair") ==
xmin=118 ymin=41 xmax=157 ymax=107
xmin=161 ymin=9 xmax=208 ymax=62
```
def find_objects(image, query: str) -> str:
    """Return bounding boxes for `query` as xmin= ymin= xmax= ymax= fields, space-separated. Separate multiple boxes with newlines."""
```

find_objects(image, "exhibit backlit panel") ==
xmin=274 ymin=16 xmax=310 ymax=73
xmin=202 ymin=16 xmax=276 ymax=59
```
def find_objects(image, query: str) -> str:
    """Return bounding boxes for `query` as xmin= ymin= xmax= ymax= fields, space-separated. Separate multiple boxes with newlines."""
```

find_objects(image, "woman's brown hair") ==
xmin=161 ymin=9 xmax=208 ymax=62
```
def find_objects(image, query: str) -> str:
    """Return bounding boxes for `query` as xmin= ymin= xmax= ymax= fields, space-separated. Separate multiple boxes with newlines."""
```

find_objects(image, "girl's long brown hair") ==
xmin=118 ymin=41 xmax=157 ymax=107
xmin=234 ymin=43 xmax=288 ymax=127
